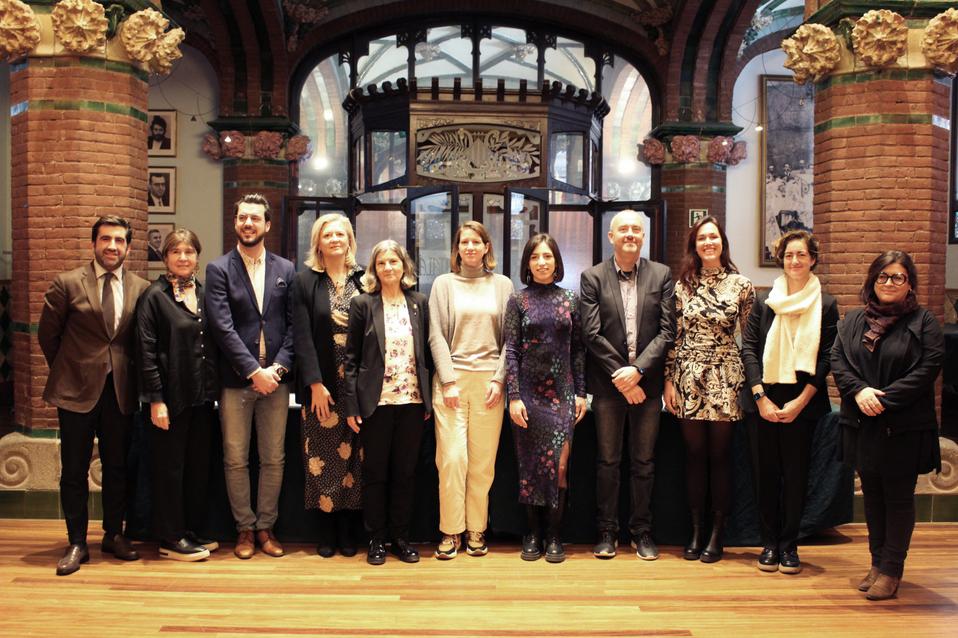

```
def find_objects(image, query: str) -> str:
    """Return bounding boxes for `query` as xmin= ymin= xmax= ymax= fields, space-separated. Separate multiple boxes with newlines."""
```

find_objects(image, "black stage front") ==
xmin=127 ymin=408 xmax=853 ymax=547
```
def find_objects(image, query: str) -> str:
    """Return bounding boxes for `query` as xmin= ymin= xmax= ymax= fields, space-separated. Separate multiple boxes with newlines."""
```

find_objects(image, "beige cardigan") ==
xmin=427 ymin=270 xmax=514 ymax=385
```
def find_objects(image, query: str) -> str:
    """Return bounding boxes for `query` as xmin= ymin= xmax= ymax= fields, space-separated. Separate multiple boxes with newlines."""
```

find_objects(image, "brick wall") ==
xmin=10 ymin=57 xmax=149 ymax=431
xmin=660 ymin=163 xmax=728 ymax=271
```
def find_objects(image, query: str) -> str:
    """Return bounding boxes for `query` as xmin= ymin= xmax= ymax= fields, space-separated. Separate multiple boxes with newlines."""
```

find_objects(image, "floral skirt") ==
xmin=672 ymin=350 xmax=745 ymax=421
xmin=301 ymin=404 xmax=363 ymax=511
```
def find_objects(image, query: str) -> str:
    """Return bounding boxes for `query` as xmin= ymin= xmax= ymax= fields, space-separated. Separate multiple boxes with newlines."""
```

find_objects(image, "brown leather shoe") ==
xmin=255 ymin=529 xmax=285 ymax=557
xmin=857 ymin=566 xmax=880 ymax=592
xmin=234 ymin=530 xmax=255 ymax=559
xmin=56 ymin=543 xmax=89 ymax=576
xmin=101 ymin=533 xmax=140 ymax=561
xmin=865 ymin=573 xmax=900 ymax=600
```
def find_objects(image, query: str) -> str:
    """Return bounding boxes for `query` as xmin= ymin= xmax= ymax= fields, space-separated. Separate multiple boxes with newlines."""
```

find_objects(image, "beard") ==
xmin=237 ymin=233 xmax=265 ymax=248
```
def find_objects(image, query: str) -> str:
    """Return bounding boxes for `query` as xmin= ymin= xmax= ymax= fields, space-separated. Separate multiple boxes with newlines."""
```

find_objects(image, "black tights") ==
xmin=680 ymin=419 xmax=735 ymax=513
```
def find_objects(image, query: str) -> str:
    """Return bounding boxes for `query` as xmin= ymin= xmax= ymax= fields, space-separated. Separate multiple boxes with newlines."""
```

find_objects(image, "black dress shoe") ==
xmin=544 ymin=536 xmax=566 ymax=564
xmin=102 ymin=533 xmax=140 ymax=561
xmin=317 ymin=542 xmax=336 ymax=558
xmin=758 ymin=547 xmax=779 ymax=572
xmin=521 ymin=532 xmax=542 ymax=561
xmin=367 ymin=539 xmax=387 ymax=565
xmin=159 ymin=538 xmax=211 ymax=562
xmin=390 ymin=539 xmax=420 ymax=563
xmin=779 ymin=548 xmax=802 ymax=574
xmin=56 ymin=544 xmax=89 ymax=576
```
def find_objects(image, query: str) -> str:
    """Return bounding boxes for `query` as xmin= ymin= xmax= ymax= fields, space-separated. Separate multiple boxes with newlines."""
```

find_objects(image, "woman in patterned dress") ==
xmin=505 ymin=234 xmax=586 ymax=563
xmin=664 ymin=216 xmax=754 ymax=563
xmin=291 ymin=214 xmax=364 ymax=557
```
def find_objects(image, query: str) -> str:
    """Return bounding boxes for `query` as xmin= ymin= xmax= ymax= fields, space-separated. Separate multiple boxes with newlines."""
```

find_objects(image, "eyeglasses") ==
xmin=876 ymin=272 xmax=908 ymax=286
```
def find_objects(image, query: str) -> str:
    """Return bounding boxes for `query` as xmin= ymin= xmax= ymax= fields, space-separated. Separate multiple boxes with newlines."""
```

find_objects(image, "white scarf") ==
xmin=762 ymin=273 xmax=822 ymax=385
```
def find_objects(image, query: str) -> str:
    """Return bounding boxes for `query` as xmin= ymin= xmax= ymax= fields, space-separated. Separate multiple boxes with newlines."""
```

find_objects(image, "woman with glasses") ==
xmin=741 ymin=229 xmax=838 ymax=575
xmin=831 ymin=250 xmax=943 ymax=600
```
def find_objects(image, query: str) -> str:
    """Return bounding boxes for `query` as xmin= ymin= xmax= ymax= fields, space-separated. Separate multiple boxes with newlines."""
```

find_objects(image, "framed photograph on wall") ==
xmin=147 ymin=110 xmax=177 ymax=157
xmin=759 ymin=75 xmax=814 ymax=266
xmin=147 ymin=221 xmax=174 ymax=263
xmin=147 ymin=167 xmax=176 ymax=214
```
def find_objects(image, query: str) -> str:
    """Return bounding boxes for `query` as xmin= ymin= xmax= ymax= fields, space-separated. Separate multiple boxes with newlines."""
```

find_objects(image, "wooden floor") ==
xmin=0 ymin=520 xmax=956 ymax=637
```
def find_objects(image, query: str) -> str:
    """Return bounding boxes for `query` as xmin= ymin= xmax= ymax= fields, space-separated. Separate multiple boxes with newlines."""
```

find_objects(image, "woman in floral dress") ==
xmin=505 ymin=234 xmax=586 ymax=563
xmin=292 ymin=214 xmax=364 ymax=557
xmin=664 ymin=216 xmax=754 ymax=564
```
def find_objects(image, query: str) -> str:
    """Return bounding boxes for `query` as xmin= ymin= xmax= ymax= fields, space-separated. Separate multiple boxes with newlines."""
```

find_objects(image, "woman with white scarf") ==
xmin=741 ymin=230 xmax=839 ymax=575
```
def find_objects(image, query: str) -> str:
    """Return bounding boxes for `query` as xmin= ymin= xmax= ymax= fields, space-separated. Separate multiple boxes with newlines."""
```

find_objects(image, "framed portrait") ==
xmin=147 ymin=222 xmax=174 ymax=264
xmin=147 ymin=110 xmax=177 ymax=157
xmin=147 ymin=167 xmax=175 ymax=214
xmin=759 ymin=75 xmax=814 ymax=266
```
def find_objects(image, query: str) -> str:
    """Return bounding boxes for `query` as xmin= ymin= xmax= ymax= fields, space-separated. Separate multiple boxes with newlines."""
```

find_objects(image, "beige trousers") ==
xmin=433 ymin=370 xmax=504 ymax=535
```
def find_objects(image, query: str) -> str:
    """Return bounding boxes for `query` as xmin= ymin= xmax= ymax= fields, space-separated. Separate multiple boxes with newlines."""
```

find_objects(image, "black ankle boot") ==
xmin=700 ymin=511 xmax=725 ymax=563
xmin=544 ymin=489 xmax=566 ymax=564
xmin=684 ymin=509 xmax=704 ymax=560
xmin=336 ymin=510 xmax=357 ymax=557
xmin=521 ymin=505 xmax=542 ymax=561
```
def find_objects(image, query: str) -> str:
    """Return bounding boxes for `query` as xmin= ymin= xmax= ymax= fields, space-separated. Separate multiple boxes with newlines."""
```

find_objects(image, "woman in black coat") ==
xmin=136 ymin=228 xmax=218 ymax=561
xmin=343 ymin=239 xmax=431 ymax=565
xmin=831 ymin=250 xmax=944 ymax=601
xmin=291 ymin=213 xmax=365 ymax=557
xmin=741 ymin=230 xmax=838 ymax=575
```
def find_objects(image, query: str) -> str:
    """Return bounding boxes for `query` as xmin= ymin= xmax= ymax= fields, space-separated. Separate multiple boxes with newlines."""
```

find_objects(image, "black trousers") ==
xmin=149 ymin=403 xmax=213 ymax=543
xmin=747 ymin=412 xmax=813 ymax=551
xmin=58 ymin=377 xmax=132 ymax=544
xmin=359 ymin=403 xmax=425 ymax=540
xmin=859 ymin=470 xmax=917 ymax=579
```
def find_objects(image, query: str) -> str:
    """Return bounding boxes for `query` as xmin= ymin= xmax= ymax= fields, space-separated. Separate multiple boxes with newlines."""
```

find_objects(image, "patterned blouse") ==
xmin=378 ymin=296 xmax=422 ymax=406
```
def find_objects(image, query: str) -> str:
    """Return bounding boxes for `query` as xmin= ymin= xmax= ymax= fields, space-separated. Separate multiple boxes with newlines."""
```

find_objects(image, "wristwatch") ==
xmin=275 ymin=366 xmax=288 ymax=379
xmin=753 ymin=391 xmax=766 ymax=401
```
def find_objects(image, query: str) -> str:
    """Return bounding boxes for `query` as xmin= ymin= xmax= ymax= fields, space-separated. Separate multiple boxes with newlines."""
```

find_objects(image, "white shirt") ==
xmin=238 ymin=244 xmax=267 ymax=362
xmin=93 ymin=261 xmax=123 ymax=333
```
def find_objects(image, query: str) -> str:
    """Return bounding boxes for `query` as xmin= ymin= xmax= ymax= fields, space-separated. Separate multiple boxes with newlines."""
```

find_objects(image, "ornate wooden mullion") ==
xmin=526 ymin=31 xmax=557 ymax=89
xmin=397 ymin=29 xmax=427 ymax=81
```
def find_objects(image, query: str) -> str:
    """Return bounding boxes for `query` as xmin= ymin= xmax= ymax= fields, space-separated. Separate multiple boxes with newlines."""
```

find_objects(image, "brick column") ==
xmin=10 ymin=56 xmax=149 ymax=432
xmin=807 ymin=20 xmax=950 ymax=323
xmin=660 ymin=162 xmax=728 ymax=271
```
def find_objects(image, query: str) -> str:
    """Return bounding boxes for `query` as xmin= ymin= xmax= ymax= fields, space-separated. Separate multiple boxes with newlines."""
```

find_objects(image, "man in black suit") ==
xmin=580 ymin=209 xmax=675 ymax=560
xmin=148 ymin=173 xmax=169 ymax=208
xmin=205 ymin=193 xmax=296 ymax=560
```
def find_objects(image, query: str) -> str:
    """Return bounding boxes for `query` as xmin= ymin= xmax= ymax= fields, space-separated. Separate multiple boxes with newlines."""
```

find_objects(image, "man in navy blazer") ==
xmin=206 ymin=193 xmax=295 ymax=560
xmin=580 ymin=209 xmax=675 ymax=561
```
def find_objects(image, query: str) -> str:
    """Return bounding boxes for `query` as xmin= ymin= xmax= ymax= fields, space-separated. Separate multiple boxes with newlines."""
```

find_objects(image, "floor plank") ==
xmin=0 ymin=520 xmax=955 ymax=637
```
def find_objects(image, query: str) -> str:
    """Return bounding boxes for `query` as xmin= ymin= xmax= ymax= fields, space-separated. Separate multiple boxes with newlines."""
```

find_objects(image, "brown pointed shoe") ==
xmin=865 ymin=573 xmax=900 ymax=600
xmin=255 ymin=529 xmax=285 ymax=557
xmin=234 ymin=530 xmax=255 ymax=559
xmin=857 ymin=566 xmax=880 ymax=592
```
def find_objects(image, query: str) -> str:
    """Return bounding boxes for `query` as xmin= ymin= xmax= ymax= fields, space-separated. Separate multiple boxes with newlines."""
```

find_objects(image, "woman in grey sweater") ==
xmin=428 ymin=221 xmax=514 ymax=559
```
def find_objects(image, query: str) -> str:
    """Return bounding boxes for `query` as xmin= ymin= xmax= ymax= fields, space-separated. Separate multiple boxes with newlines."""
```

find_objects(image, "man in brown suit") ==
xmin=38 ymin=216 xmax=150 ymax=576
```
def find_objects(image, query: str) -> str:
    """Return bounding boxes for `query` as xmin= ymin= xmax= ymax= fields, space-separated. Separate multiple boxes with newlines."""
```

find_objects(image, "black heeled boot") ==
xmin=316 ymin=513 xmax=335 ymax=558
xmin=684 ymin=509 xmax=704 ymax=560
xmin=700 ymin=511 xmax=725 ymax=563
xmin=544 ymin=489 xmax=566 ymax=564
xmin=521 ymin=505 xmax=542 ymax=561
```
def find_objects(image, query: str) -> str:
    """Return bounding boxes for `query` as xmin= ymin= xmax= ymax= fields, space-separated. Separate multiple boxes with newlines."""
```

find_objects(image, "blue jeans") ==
xmin=592 ymin=394 xmax=661 ymax=536
xmin=220 ymin=385 xmax=290 ymax=531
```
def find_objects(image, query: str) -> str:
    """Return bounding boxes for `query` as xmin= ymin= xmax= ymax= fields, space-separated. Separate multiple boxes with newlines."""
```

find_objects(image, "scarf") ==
xmin=862 ymin=291 xmax=918 ymax=352
xmin=167 ymin=272 xmax=197 ymax=313
xmin=762 ymin=273 xmax=822 ymax=384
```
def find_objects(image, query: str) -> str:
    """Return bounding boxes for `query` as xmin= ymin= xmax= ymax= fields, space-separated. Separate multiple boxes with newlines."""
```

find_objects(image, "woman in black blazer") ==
xmin=291 ymin=214 xmax=365 ymax=557
xmin=831 ymin=250 xmax=944 ymax=600
xmin=136 ymin=228 xmax=218 ymax=562
xmin=343 ymin=239 xmax=431 ymax=565
xmin=741 ymin=230 xmax=838 ymax=575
